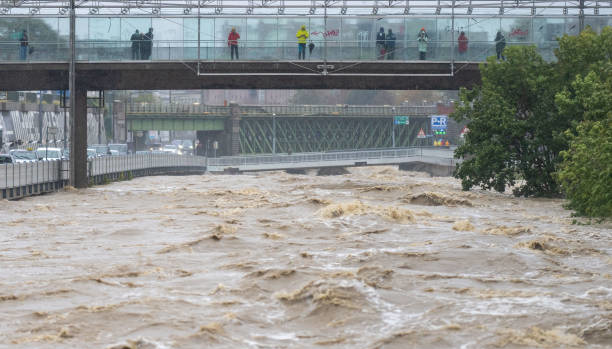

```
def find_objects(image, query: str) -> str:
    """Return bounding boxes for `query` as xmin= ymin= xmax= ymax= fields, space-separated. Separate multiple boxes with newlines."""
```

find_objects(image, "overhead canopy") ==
xmin=1 ymin=1 xmax=611 ymax=17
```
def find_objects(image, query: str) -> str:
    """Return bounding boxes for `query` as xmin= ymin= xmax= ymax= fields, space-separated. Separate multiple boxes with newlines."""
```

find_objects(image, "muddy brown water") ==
xmin=1 ymin=167 xmax=610 ymax=348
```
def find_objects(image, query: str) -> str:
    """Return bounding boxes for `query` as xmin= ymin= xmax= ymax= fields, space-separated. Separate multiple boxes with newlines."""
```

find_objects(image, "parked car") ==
xmin=135 ymin=150 xmax=150 ymax=155
xmin=87 ymin=148 xmax=97 ymax=159
xmin=36 ymin=147 xmax=63 ymax=160
xmin=109 ymin=143 xmax=128 ymax=156
xmin=162 ymin=144 xmax=179 ymax=154
xmin=148 ymin=143 xmax=163 ymax=152
xmin=9 ymin=149 xmax=37 ymax=163
xmin=91 ymin=144 xmax=110 ymax=156
xmin=0 ymin=154 xmax=12 ymax=164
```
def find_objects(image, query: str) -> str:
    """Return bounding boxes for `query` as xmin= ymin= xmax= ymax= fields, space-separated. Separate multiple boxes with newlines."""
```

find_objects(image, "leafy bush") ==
xmin=558 ymin=116 xmax=612 ymax=218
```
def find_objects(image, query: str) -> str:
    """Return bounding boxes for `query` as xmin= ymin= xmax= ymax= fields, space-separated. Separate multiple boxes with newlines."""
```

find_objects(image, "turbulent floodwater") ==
xmin=1 ymin=167 xmax=611 ymax=349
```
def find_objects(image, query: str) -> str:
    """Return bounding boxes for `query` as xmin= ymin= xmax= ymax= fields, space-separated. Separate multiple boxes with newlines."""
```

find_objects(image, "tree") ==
xmin=556 ymin=62 xmax=612 ymax=218
xmin=453 ymin=46 xmax=562 ymax=196
xmin=558 ymin=116 xmax=612 ymax=218
xmin=453 ymin=27 xmax=612 ymax=197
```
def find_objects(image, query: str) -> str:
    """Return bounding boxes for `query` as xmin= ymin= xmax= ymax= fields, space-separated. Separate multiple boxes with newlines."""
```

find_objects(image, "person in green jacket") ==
xmin=296 ymin=25 xmax=309 ymax=60
xmin=417 ymin=27 xmax=429 ymax=60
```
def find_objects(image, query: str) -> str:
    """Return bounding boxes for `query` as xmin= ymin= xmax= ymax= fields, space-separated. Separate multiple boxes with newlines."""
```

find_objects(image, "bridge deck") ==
xmin=206 ymin=147 xmax=456 ymax=172
xmin=0 ymin=61 xmax=480 ymax=91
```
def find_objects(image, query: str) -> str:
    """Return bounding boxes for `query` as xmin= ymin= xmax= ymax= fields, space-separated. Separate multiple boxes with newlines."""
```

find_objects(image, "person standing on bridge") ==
xmin=385 ymin=29 xmax=396 ymax=60
xmin=130 ymin=29 xmax=141 ymax=60
xmin=376 ymin=27 xmax=386 ymax=59
xmin=296 ymin=25 xmax=309 ymax=60
xmin=143 ymin=28 xmax=154 ymax=60
xmin=19 ymin=29 xmax=28 ymax=61
xmin=227 ymin=27 xmax=240 ymax=60
xmin=417 ymin=27 xmax=429 ymax=60
xmin=458 ymin=31 xmax=468 ymax=58
xmin=495 ymin=31 xmax=506 ymax=60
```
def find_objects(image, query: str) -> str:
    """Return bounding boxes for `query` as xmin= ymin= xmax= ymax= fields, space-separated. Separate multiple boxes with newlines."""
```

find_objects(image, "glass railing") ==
xmin=0 ymin=40 xmax=560 ymax=63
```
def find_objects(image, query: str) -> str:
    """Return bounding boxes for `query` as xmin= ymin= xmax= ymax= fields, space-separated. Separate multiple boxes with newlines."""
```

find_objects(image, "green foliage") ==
xmin=0 ymin=18 xmax=63 ymax=43
xmin=454 ymin=27 xmax=612 ymax=200
xmin=453 ymin=46 xmax=562 ymax=196
xmin=556 ymin=57 xmax=612 ymax=218
xmin=555 ymin=27 xmax=612 ymax=84
xmin=558 ymin=116 xmax=612 ymax=218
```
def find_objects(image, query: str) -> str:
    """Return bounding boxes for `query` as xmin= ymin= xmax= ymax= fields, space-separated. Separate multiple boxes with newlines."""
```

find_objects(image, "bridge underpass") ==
xmin=0 ymin=1 xmax=608 ymax=187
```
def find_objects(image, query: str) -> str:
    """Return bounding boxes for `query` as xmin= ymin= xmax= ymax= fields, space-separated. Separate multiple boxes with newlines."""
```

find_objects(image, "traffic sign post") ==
xmin=430 ymin=115 xmax=448 ymax=129
xmin=417 ymin=128 xmax=426 ymax=139
xmin=392 ymin=116 xmax=409 ymax=148
xmin=393 ymin=116 xmax=409 ymax=125
xmin=431 ymin=115 xmax=448 ymax=147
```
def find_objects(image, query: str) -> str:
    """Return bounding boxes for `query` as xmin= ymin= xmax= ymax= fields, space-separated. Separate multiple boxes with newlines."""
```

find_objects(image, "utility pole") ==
xmin=579 ymin=0 xmax=585 ymax=32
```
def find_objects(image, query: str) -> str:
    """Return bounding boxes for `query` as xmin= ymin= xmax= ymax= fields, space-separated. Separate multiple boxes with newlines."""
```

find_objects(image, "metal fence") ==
xmin=207 ymin=147 xmax=421 ymax=167
xmin=0 ymin=160 xmax=64 ymax=190
xmin=0 ymin=154 xmax=207 ymax=191
xmin=88 ymin=153 xmax=206 ymax=176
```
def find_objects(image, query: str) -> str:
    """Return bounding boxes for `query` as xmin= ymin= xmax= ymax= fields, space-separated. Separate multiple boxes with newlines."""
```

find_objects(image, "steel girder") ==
xmin=239 ymin=116 xmax=433 ymax=154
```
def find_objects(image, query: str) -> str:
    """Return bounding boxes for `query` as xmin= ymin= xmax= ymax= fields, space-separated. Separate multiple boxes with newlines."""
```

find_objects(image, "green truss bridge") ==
xmin=125 ymin=103 xmax=456 ymax=155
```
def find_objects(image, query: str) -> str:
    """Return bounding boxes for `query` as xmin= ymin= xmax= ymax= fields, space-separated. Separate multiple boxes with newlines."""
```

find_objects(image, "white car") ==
xmin=9 ymin=149 xmax=37 ymax=163
xmin=162 ymin=144 xmax=179 ymax=154
xmin=36 ymin=147 xmax=63 ymax=160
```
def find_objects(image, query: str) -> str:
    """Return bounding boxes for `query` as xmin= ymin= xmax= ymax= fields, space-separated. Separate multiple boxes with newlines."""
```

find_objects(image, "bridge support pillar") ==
xmin=113 ymin=101 xmax=126 ymax=143
xmin=69 ymin=88 xmax=88 ymax=188
xmin=225 ymin=102 xmax=241 ymax=156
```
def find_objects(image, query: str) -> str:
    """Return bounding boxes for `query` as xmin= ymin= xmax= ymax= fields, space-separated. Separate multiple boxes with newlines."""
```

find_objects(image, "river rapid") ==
xmin=1 ymin=166 xmax=611 ymax=349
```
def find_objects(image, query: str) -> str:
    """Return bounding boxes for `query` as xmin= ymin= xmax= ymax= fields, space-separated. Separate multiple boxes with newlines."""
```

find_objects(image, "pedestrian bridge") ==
xmin=1 ymin=1 xmax=609 ymax=91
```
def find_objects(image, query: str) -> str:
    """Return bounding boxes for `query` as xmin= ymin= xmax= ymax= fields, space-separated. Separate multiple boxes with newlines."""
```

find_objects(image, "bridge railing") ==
xmin=126 ymin=103 xmax=440 ymax=116
xmin=0 ymin=39 xmax=560 ymax=63
xmin=88 ymin=153 xmax=206 ymax=176
xmin=207 ymin=147 xmax=420 ymax=168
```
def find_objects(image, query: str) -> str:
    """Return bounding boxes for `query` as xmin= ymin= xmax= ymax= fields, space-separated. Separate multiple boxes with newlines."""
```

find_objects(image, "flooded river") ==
xmin=1 ymin=166 xmax=611 ymax=348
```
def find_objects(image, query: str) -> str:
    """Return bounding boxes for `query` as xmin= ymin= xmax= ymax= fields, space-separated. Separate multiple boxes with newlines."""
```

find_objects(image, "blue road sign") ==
xmin=431 ymin=115 xmax=448 ymax=129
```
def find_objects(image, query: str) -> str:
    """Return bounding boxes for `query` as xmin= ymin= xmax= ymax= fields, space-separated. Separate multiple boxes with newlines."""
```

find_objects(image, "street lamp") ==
xmin=391 ymin=107 xmax=396 ymax=148
xmin=272 ymin=113 xmax=276 ymax=154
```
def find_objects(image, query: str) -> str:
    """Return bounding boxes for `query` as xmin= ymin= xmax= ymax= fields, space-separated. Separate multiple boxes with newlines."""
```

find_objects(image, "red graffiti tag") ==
xmin=509 ymin=28 xmax=529 ymax=37
xmin=311 ymin=29 xmax=340 ymax=38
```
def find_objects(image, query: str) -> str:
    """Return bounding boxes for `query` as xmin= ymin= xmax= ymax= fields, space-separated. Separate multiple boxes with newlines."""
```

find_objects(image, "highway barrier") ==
xmin=1 ymin=154 xmax=206 ymax=200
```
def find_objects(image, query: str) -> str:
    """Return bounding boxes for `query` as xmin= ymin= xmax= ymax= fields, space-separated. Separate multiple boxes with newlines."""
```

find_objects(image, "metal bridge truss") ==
xmin=239 ymin=116 xmax=435 ymax=154
xmin=1 ymin=1 xmax=609 ymax=16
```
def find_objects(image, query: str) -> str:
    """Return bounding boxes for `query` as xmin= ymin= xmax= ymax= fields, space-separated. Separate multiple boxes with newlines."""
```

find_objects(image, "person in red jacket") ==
xmin=458 ymin=31 xmax=468 ymax=58
xmin=227 ymin=27 xmax=240 ymax=60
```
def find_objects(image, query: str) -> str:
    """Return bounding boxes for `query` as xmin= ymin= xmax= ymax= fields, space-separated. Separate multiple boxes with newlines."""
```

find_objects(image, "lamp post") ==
xmin=272 ymin=113 xmax=276 ymax=154
xmin=391 ymin=107 xmax=396 ymax=148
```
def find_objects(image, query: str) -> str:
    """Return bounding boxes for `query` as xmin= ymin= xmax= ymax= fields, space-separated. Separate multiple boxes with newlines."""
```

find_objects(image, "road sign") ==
xmin=460 ymin=125 xmax=469 ymax=137
xmin=47 ymin=126 xmax=58 ymax=135
xmin=394 ymin=116 xmax=409 ymax=125
xmin=417 ymin=128 xmax=426 ymax=139
xmin=430 ymin=115 xmax=448 ymax=129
